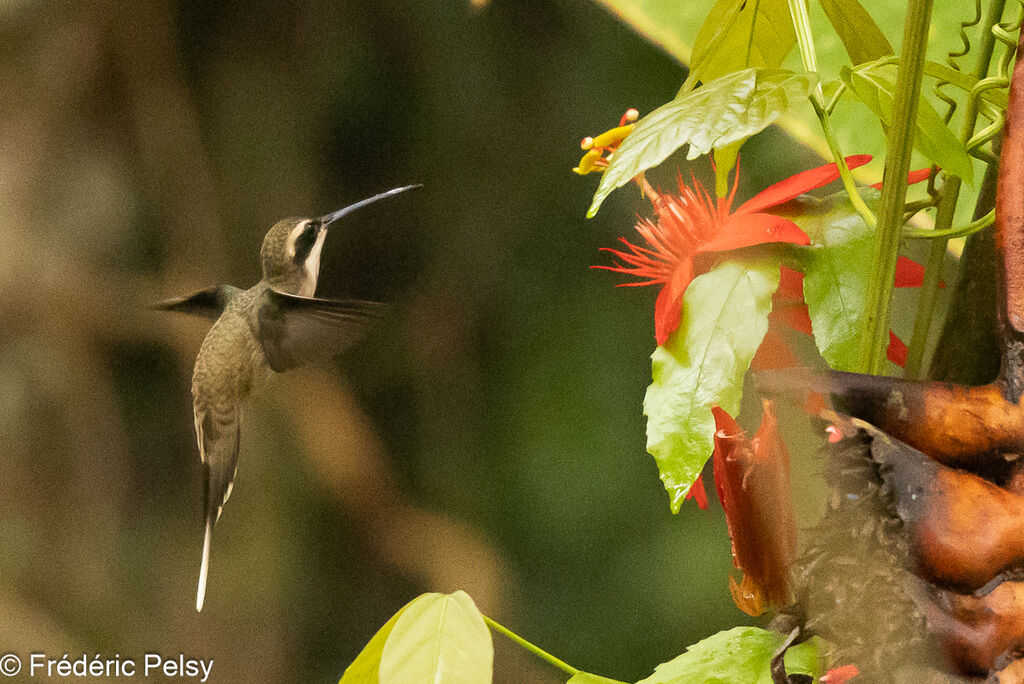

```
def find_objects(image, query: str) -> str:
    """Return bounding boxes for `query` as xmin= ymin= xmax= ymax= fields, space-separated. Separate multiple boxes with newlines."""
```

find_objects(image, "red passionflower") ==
xmin=596 ymin=156 xmax=872 ymax=345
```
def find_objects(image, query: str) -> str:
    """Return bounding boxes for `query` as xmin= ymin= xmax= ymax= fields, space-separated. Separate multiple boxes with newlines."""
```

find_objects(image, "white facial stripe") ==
xmin=286 ymin=220 xmax=313 ymax=259
xmin=301 ymin=229 xmax=328 ymax=295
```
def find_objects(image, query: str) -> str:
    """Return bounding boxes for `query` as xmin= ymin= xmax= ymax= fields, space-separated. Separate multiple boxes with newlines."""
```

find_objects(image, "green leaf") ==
xmin=340 ymin=605 xmax=410 ymax=684
xmin=379 ymin=591 xmax=493 ymax=684
xmin=635 ymin=626 xmax=822 ymax=684
xmin=840 ymin=62 xmax=974 ymax=184
xmin=818 ymin=0 xmax=893 ymax=66
xmin=689 ymin=0 xmax=796 ymax=85
xmin=783 ymin=638 xmax=824 ymax=679
xmin=792 ymin=190 xmax=876 ymax=371
xmin=644 ymin=258 xmax=780 ymax=513
xmin=588 ymin=69 xmax=818 ymax=217
xmin=567 ymin=673 xmax=629 ymax=684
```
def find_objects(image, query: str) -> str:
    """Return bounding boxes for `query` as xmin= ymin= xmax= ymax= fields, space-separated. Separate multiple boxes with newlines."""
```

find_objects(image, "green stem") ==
xmin=788 ymin=0 xmax=877 ymax=228
xmin=903 ymin=209 xmax=994 ymax=239
xmin=861 ymin=0 xmax=934 ymax=375
xmin=787 ymin=0 xmax=821 ymax=95
xmin=814 ymin=99 xmax=878 ymax=227
xmin=904 ymin=193 xmax=958 ymax=378
xmin=483 ymin=615 xmax=581 ymax=677
xmin=903 ymin=0 xmax=1006 ymax=378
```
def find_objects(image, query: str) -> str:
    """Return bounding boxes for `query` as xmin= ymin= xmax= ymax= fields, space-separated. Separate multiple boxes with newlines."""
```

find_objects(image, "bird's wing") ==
xmin=193 ymin=402 xmax=242 ymax=612
xmin=150 ymin=285 xmax=240 ymax=320
xmin=255 ymin=289 xmax=387 ymax=373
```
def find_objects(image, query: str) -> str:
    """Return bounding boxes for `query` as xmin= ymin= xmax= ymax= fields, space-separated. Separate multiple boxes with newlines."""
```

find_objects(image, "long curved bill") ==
xmin=319 ymin=184 xmax=422 ymax=227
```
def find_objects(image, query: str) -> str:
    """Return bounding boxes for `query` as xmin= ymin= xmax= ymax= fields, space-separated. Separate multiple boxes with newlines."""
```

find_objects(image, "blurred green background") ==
xmin=0 ymin=1 xmax=829 ymax=681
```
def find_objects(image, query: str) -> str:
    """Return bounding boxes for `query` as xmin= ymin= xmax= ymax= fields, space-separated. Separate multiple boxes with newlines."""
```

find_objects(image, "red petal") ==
xmin=699 ymin=213 xmax=809 ymax=253
xmin=685 ymin=473 xmax=709 ymax=510
xmin=894 ymin=255 xmax=945 ymax=288
xmin=870 ymin=167 xmax=933 ymax=190
xmin=894 ymin=255 xmax=925 ymax=287
xmin=821 ymin=664 xmax=860 ymax=683
xmin=751 ymin=326 xmax=802 ymax=371
xmin=653 ymin=261 xmax=693 ymax=345
xmin=907 ymin=168 xmax=933 ymax=185
xmin=711 ymin=406 xmax=744 ymax=512
xmin=888 ymin=330 xmax=908 ymax=367
xmin=751 ymin=329 xmax=792 ymax=371
xmin=777 ymin=265 xmax=805 ymax=300
xmin=773 ymin=302 xmax=813 ymax=336
xmin=735 ymin=155 xmax=872 ymax=215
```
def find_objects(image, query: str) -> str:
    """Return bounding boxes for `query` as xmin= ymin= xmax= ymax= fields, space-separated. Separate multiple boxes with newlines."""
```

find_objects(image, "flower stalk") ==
xmin=787 ymin=0 xmax=877 ymax=228
xmin=482 ymin=615 xmax=585 ymax=678
xmin=861 ymin=0 xmax=935 ymax=375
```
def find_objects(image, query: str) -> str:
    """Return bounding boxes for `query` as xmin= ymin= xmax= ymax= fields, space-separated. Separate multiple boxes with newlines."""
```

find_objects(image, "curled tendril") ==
xmin=965 ymin=1 xmax=1024 ymax=163
xmin=932 ymin=0 xmax=982 ymax=125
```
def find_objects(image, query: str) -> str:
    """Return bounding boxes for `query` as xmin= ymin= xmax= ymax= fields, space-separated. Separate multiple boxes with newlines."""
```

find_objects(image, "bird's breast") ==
xmin=191 ymin=311 xmax=267 ymax=408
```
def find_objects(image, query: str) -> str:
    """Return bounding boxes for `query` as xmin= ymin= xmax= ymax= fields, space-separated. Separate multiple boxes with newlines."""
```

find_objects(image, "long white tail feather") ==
xmin=196 ymin=518 xmax=213 ymax=612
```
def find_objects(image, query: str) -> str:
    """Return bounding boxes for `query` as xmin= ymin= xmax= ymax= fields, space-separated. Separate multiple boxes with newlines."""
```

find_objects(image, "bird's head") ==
xmin=259 ymin=185 xmax=420 ymax=297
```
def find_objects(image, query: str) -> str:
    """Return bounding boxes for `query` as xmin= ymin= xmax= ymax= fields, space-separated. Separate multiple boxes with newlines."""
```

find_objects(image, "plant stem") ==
xmin=813 ymin=99 xmax=878 ymax=226
xmin=904 ymin=195 xmax=958 ymax=379
xmin=861 ymin=0 xmax=934 ymax=375
xmin=903 ymin=209 xmax=994 ymax=239
xmin=788 ymin=0 xmax=877 ymax=228
xmin=903 ymin=0 xmax=1006 ymax=379
xmin=483 ymin=615 xmax=582 ymax=677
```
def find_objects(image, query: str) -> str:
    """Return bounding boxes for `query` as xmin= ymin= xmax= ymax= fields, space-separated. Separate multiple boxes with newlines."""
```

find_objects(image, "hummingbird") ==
xmin=152 ymin=185 xmax=419 ymax=611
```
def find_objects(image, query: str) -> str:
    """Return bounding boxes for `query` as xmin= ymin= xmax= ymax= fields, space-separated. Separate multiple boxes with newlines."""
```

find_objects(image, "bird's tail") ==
xmin=196 ymin=516 xmax=213 ymax=612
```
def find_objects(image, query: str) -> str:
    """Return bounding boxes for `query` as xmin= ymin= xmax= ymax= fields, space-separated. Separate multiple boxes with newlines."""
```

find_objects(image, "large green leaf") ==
xmin=689 ymin=0 xmax=795 ymax=85
xmin=635 ymin=627 xmax=822 ymax=684
xmin=379 ymin=591 xmax=493 ymax=684
xmin=644 ymin=258 xmax=780 ymax=513
xmin=588 ymin=69 xmax=817 ymax=217
xmin=340 ymin=604 xmax=411 ymax=684
xmin=791 ymin=190 xmax=876 ymax=372
xmin=818 ymin=0 xmax=893 ymax=66
xmin=839 ymin=62 xmax=974 ymax=184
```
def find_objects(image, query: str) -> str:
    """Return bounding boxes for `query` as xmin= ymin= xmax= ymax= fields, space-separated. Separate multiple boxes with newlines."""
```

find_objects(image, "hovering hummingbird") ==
xmin=152 ymin=185 xmax=419 ymax=611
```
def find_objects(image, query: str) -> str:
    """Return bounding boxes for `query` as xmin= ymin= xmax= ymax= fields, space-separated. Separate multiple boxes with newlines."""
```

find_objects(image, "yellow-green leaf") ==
xmin=818 ymin=0 xmax=893 ymax=66
xmin=379 ymin=591 xmax=493 ymax=684
xmin=689 ymin=0 xmax=795 ymax=85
